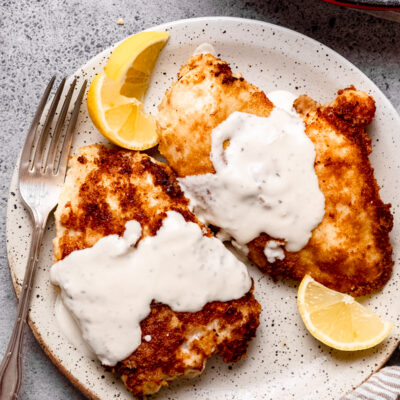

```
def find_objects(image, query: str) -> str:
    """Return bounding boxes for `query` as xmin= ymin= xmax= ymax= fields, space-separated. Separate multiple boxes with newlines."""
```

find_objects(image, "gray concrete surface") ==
xmin=1 ymin=0 xmax=399 ymax=398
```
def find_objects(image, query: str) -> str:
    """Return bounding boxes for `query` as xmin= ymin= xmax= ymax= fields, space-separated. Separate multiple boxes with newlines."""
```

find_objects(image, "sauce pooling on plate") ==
xmin=50 ymin=211 xmax=251 ymax=366
xmin=179 ymin=91 xmax=325 ymax=259
xmin=54 ymin=295 xmax=95 ymax=358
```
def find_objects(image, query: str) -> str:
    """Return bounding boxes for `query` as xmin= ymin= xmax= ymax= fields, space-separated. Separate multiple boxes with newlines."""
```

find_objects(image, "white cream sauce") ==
xmin=54 ymin=295 xmax=95 ymax=358
xmin=50 ymin=211 xmax=251 ymax=366
xmin=264 ymin=240 xmax=285 ymax=263
xmin=267 ymin=90 xmax=298 ymax=111
xmin=179 ymin=91 xmax=325 ymax=256
xmin=192 ymin=42 xmax=217 ymax=56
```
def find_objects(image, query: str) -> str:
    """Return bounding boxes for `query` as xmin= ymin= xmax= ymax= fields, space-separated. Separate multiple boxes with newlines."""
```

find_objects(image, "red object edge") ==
xmin=322 ymin=0 xmax=400 ymax=10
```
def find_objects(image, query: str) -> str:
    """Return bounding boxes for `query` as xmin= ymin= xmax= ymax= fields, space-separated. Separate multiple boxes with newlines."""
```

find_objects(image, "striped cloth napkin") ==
xmin=342 ymin=366 xmax=400 ymax=400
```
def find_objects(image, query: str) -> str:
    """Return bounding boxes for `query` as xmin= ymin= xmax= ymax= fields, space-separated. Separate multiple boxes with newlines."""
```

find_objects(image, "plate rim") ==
xmin=5 ymin=15 xmax=400 ymax=400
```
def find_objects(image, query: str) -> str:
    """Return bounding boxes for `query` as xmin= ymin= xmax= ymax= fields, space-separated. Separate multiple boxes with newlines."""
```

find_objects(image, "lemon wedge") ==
xmin=87 ymin=31 xmax=169 ymax=150
xmin=297 ymin=275 xmax=393 ymax=351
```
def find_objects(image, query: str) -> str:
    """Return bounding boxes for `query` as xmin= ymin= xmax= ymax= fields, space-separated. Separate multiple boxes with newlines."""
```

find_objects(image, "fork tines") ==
xmin=19 ymin=77 xmax=87 ymax=177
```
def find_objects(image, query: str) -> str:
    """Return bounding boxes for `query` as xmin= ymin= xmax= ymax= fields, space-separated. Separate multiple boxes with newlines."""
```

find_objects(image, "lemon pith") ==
xmin=87 ymin=31 xmax=169 ymax=150
xmin=297 ymin=275 xmax=393 ymax=351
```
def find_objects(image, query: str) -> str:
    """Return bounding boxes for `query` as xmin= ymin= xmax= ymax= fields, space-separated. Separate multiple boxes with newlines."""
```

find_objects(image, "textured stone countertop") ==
xmin=1 ymin=0 xmax=399 ymax=398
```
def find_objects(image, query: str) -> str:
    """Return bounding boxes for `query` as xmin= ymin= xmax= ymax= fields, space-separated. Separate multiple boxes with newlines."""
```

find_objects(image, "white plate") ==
xmin=6 ymin=17 xmax=400 ymax=400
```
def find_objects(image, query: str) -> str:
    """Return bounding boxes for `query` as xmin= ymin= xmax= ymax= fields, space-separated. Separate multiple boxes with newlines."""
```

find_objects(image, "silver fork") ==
xmin=0 ymin=77 xmax=87 ymax=400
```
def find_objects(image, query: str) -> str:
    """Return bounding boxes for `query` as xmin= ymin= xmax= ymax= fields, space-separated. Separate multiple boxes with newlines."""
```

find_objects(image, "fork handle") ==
xmin=0 ymin=217 xmax=47 ymax=400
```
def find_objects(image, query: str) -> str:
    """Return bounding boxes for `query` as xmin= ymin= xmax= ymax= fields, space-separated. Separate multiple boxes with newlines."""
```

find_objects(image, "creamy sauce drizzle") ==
xmin=50 ymin=211 xmax=251 ymax=366
xmin=192 ymin=43 xmax=217 ymax=56
xmin=179 ymin=91 xmax=325 ymax=256
xmin=54 ymin=295 xmax=95 ymax=358
xmin=264 ymin=240 xmax=285 ymax=263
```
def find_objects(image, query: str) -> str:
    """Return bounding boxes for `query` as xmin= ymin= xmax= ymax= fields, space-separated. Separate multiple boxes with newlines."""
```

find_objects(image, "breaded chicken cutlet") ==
xmin=53 ymin=144 xmax=261 ymax=397
xmin=157 ymin=53 xmax=393 ymax=296
xmin=158 ymin=54 xmax=273 ymax=177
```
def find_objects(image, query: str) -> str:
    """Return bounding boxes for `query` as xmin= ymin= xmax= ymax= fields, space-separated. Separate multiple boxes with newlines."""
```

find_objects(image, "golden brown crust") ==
xmin=248 ymin=88 xmax=393 ymax=296
xmin=157 ymin=53 xmax=273 ymax=177
xmin=157 ymin=53 xmax=393 ymax=296
xmin=109 ymin=290 xmax=260 ymax=398
xmin=53 ymin=144 xmax=260 ymax=396
xmin=54 ymin=145 xmax=194 ymax=261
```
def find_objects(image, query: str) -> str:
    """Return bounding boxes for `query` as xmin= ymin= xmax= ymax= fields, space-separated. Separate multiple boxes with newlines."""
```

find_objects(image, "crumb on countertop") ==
xmin=117 ymin=18 xmax=124 ymax=25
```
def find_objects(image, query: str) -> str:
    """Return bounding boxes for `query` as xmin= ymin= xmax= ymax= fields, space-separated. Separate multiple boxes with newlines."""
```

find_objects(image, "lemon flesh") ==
xmin=105 ymin=31 xmax=170 ymax=101
xmin=87 ymin=31 xmax=169 ymax=150
xmin=297 ymin=275 xmax=393 ymax=351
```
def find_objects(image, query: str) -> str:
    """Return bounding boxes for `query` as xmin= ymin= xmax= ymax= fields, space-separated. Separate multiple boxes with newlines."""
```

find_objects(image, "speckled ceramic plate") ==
xmin=6 ymin=17 xmax=400 ymax=400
